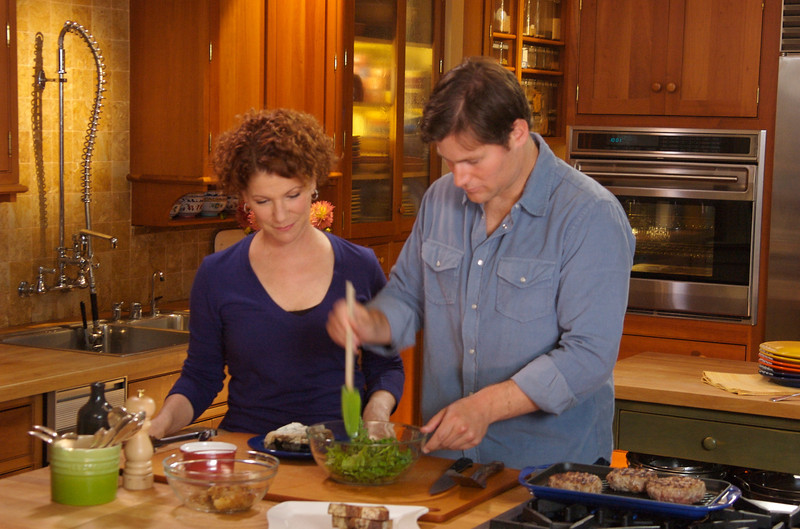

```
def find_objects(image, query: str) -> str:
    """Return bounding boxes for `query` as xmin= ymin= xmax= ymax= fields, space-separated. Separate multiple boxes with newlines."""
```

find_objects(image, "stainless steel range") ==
xmin=476 ymin=495 xmax=800 ymax=529
xmin=567 ymin=127 xmax=766 ymax=323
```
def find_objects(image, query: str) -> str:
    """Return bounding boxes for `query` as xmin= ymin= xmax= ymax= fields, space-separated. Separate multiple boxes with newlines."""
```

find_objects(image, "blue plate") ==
xmin=247 ymin=435 xmax=313 ymax=460
xmin=759 ymin=368 xmax=800 ymax=388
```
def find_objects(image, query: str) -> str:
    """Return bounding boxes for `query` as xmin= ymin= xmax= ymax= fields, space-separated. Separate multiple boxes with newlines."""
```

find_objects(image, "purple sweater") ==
xmin=169 ymin=232 xmax=404 ymax=434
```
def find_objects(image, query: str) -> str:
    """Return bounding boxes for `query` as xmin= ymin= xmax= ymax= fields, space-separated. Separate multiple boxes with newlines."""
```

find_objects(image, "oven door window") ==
xmin=619 ymin=196 xmax=752 ymax=285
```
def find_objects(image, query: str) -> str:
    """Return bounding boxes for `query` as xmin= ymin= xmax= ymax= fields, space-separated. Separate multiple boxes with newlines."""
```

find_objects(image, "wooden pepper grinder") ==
xmin=123 ymin=389 xmax=157 ymax=490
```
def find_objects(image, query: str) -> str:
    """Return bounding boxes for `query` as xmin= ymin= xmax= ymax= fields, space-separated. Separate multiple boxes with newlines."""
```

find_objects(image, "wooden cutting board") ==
xmin=151 ymin=433 xmax=522 ymax=523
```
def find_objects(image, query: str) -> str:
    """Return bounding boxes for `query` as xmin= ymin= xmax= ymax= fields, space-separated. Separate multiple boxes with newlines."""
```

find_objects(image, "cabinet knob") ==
xmin=651 ymin=82 xmax=662 ymax=93
xmin=666 ymin=82 xmax=678 ymax=93
xmin=702 ymin=436 xmax=717 ymax=450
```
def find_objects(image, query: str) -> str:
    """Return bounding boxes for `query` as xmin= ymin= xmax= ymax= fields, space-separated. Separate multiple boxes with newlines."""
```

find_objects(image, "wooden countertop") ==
xmin=0 ymin=342 xmax=188 ymax=402
xmin=0 ymin=432 xmax=533 ymax=529
xmin=614 ymin=352 xmax=800 ymax=420
xmin=0 ymin=301 xmax=192 ymax=402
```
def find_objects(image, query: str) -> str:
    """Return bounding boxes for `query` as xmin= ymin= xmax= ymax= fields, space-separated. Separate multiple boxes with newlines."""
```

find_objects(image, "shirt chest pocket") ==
xmin=421 ymin=241 xmax=463 ymax=305
xmin=496 ymin=258 xmax=555 ymax=322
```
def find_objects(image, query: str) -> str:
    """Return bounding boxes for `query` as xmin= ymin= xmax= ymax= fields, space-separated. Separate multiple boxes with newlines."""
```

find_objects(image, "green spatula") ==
xmin=341 ymin=280 xmax=362 ymax=438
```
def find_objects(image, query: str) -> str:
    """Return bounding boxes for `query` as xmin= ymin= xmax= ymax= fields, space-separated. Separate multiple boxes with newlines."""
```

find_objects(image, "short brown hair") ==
xmin=213 ymin=108 xmax=337 ymax=195
xmin=419 ymin=56 xmax=531 ymax=147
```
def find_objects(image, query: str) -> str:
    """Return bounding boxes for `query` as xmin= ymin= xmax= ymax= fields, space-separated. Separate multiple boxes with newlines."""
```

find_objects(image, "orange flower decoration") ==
xmin=310 ymin=200 xmax=335 ymax=231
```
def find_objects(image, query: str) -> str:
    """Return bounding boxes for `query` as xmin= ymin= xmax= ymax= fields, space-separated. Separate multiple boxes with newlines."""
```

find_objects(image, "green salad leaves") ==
xmin=323 ymin=423 xmax=415 ymax=484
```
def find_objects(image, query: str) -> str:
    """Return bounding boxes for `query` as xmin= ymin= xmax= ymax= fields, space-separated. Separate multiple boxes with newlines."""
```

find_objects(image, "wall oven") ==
xmin=567 ymin=127 xmax=766 ymax=323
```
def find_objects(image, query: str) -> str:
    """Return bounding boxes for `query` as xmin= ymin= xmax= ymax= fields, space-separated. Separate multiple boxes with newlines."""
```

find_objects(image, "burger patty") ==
xmin=606 ymin=467 xmax=657 ymax=493
xmin=547 ymin=471 xmax=603 ymax=494
xmin=646 ymin=475 xmax=707 ymax=504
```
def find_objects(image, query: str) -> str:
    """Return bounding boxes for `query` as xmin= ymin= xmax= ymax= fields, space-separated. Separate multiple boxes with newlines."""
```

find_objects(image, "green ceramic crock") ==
xmin=50 ymin=437 xmax=121 ymax=506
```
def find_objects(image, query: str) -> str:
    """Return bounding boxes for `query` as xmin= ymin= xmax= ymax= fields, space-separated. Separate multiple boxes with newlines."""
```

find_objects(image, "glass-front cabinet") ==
xmin=487 ymin=0 xmax=565 ymax=137
xmin=346 ymin=0 xmax=441 ymax=239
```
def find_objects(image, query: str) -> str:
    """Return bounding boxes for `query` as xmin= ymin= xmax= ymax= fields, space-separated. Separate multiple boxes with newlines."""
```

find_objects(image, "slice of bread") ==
xmin=331 ymin=515 xmax=393 ymax=529
xmin=327 ymin=503 xmax=390 ymax=521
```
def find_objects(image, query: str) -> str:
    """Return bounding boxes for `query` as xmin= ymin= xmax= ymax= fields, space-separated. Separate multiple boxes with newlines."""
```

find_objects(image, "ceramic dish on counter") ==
xmin=267 ymin=501 xmax=428 ymax=529
xmin=758 ymin=367 xmax=800 ymax=388
xmin=246 ymin=435 xmax=313 ymax=460
xmin=758 ymin=353 xmax=800 ymax=373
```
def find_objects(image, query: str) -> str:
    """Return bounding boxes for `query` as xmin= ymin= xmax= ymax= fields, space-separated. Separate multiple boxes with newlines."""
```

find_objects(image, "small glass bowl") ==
xmin=162 ymin=452 xmax=279 ymax=513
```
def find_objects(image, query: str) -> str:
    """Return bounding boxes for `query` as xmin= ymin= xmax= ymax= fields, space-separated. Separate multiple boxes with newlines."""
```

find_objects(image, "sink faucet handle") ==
xmin=129 ymin=302 xmax=142 ymax=320
xmin=111 ymin=301 xmax=125 ymax=321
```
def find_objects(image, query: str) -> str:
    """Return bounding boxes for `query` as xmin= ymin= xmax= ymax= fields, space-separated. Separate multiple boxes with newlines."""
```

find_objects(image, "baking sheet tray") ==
xmin=518 ymin=462 xmax=741 ymax=519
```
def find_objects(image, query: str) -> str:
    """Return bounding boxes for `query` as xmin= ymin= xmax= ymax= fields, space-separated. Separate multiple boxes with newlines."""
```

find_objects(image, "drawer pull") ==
xmin=702 ymin=436 xmax=717 ymax=450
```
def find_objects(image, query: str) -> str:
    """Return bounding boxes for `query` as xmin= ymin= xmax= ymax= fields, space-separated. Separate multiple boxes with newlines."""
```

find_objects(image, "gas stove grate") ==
xmin=485 ymin=498 xmax=798 ymax=529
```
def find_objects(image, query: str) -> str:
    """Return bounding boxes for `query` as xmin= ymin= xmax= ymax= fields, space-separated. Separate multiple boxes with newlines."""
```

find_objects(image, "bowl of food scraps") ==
xmin=307 ymin=420 xmax=425 ymax=486
xmin=162 ymin=452 xmax=279 ymax=513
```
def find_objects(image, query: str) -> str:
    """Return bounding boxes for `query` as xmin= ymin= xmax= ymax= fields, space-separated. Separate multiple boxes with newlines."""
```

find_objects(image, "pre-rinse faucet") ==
xmin=150 ymin=270 xmax=165 ymax=317
xmin=18 ymin=21 xmax=113 ymax=330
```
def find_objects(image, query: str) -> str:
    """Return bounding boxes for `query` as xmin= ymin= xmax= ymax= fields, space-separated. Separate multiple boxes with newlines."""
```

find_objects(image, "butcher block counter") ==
xmin=0 ymin=432 xmax=533 ymax=529
xmin=613 ymin=352 xmax=800 ymax=474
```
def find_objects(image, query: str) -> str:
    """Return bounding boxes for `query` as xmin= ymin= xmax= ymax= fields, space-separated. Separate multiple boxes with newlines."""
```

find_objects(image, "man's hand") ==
xmin=420 ymin=380 xmax=539 ymax=453
xmin=420 ymin=394 xmax=491 ymax=452
xmin=326 ymin=299 xmax=392 ymax=348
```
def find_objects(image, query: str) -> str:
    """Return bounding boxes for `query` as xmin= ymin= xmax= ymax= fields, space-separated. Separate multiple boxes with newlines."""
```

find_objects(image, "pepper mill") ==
xmin=123 ymin=389 xmax=157 ymax=490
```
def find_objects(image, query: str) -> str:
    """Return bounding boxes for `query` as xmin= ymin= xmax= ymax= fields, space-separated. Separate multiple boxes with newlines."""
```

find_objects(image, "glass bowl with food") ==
xmin=162 ymin=452 xmax=279 ymax=513
xmin=307 ymin=420 xmax=426 ymax=486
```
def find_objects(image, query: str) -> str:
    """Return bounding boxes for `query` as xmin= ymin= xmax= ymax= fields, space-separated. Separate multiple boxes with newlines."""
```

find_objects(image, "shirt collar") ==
xmin=518 ymin=133 xmax=558 ymax=217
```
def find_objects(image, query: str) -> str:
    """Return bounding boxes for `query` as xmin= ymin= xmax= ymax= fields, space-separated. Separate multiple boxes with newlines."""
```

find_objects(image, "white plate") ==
xmin=267 ymin=501 xmax=428 ymax=529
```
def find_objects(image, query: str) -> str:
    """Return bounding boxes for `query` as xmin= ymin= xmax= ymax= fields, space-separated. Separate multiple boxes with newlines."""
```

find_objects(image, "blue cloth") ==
xmin=169 ymin=231 xmax=405 ymax=434
xmin=369 ymin=134 xmax=635 ymax=469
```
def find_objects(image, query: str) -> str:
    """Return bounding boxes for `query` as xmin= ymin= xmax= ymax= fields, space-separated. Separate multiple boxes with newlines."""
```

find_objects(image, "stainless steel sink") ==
xmin=1 ymin=323 xmax=189 ymax=356
xmin=123 ymin=311 xmax=190 ymax=331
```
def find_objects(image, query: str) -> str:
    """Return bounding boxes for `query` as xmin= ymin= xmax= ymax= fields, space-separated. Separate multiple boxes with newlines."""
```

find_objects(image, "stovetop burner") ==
xmin=476 ymin=497 xmax=800 ymax=529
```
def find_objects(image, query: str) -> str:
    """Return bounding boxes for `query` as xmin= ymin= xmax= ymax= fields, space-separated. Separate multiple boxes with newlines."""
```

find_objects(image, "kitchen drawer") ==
xmin=619 ymin=334 xmax=747 ymax=361
xmin=615 ymin=405 xmax=800 ymax=474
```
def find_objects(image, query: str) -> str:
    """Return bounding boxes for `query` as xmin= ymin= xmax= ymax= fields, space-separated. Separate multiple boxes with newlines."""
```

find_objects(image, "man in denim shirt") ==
xmin=328 ymin=57 xmax=635 ymax=469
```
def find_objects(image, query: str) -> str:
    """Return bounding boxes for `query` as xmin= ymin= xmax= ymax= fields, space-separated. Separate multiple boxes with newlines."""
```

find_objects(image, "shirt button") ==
xmin=436 ymin=260 xmax=441 ymax=267
xmin=520 ymin=277 xmax=526 ymax=283
xmin=502 ymin=223 xmax=508 ymax=230
xmin=469 ymin=348 xmax=475 ymax=355
xmin=477 ymin=259 xmax=484 ymax=266
xmin=471 ymin=304 xmax=477 ymax=310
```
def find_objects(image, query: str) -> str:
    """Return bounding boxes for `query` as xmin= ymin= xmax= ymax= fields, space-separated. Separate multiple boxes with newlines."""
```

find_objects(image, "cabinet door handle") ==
xmin=651 ymin=82 xmax=662 ymax=93
xmin=702 ymin=436 xmax=717 ymax=450
xmin=666 ymin=82 xmax=678 ymax=93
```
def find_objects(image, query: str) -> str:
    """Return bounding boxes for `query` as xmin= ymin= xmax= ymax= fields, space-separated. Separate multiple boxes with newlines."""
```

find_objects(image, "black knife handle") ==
xmin=450 ymin=456 xmax=473 ymax=473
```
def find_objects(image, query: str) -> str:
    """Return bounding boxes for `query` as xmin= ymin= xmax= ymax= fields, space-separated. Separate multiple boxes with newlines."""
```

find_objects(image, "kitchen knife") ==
xmin=429 ymin=456 xmax=473 ymax=495
xmin=446 ymin=460 xmax=505 ymax=488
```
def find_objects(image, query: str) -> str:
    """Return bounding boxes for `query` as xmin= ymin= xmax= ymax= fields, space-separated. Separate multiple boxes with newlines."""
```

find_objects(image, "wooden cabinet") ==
xmin=615 ymin=400 xmax=800 ymax=474
xmin=576 ymin=0 xmax=763 ymax=117
xmin=0 ymin=0 xmax=25 ymax=202
xmin=128 ymin=0 xmax=264 ymax=227
xmin=128 ymin=371 xmax=229 ymax=430
xmin=0 ymin=396 xmax=44 ymax=477
xmin=620 ymin=313 xmax=760 ymax=362
xmin=341 ymin=0 xmax=444 ymax=241
xmin=468 ymin=0 xmax=567 ymax=138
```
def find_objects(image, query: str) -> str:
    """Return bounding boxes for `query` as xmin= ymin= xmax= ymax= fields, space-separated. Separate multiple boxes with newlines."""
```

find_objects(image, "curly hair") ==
xmin=213 ymin=108 xmax=337 ymax=195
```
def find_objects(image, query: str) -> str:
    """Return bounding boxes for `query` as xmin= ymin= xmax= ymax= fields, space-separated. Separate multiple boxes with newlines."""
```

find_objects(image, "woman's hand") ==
xmin=362 ymin=389 xmax=396 ymax=423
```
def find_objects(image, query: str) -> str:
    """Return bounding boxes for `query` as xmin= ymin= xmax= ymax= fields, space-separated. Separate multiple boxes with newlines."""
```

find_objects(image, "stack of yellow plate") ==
xmin=758 ymin=341 xmax=800 ymax=388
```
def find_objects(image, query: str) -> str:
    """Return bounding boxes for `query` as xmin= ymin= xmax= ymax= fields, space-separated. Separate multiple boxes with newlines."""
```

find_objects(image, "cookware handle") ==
xmin=518 ymin=464 xmax=553 ymax=487
xmin=707 ymin=485 xmax=741 ymax=510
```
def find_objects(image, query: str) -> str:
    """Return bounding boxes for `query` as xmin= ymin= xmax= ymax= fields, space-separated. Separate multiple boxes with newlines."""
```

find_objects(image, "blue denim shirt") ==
xmin=369 ymin=135 xmax=635 ymax=469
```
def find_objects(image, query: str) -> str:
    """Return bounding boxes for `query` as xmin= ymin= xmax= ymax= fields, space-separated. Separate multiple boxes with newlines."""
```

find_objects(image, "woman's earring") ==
xmin=242 ymin=202 xmax=251 ymax=213
xmin=312 ymin=189 xmax=319 ymax=200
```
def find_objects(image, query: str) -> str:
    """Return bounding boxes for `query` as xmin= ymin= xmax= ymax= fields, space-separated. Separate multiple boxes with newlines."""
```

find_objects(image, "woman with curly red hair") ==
xmin=149 ymin=109 xmax=403 ymax=439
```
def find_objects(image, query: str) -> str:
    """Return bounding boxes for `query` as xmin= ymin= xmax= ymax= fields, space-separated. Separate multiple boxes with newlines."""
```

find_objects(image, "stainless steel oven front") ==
xmin=567 ymin=126 xmax=766 ymax=323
